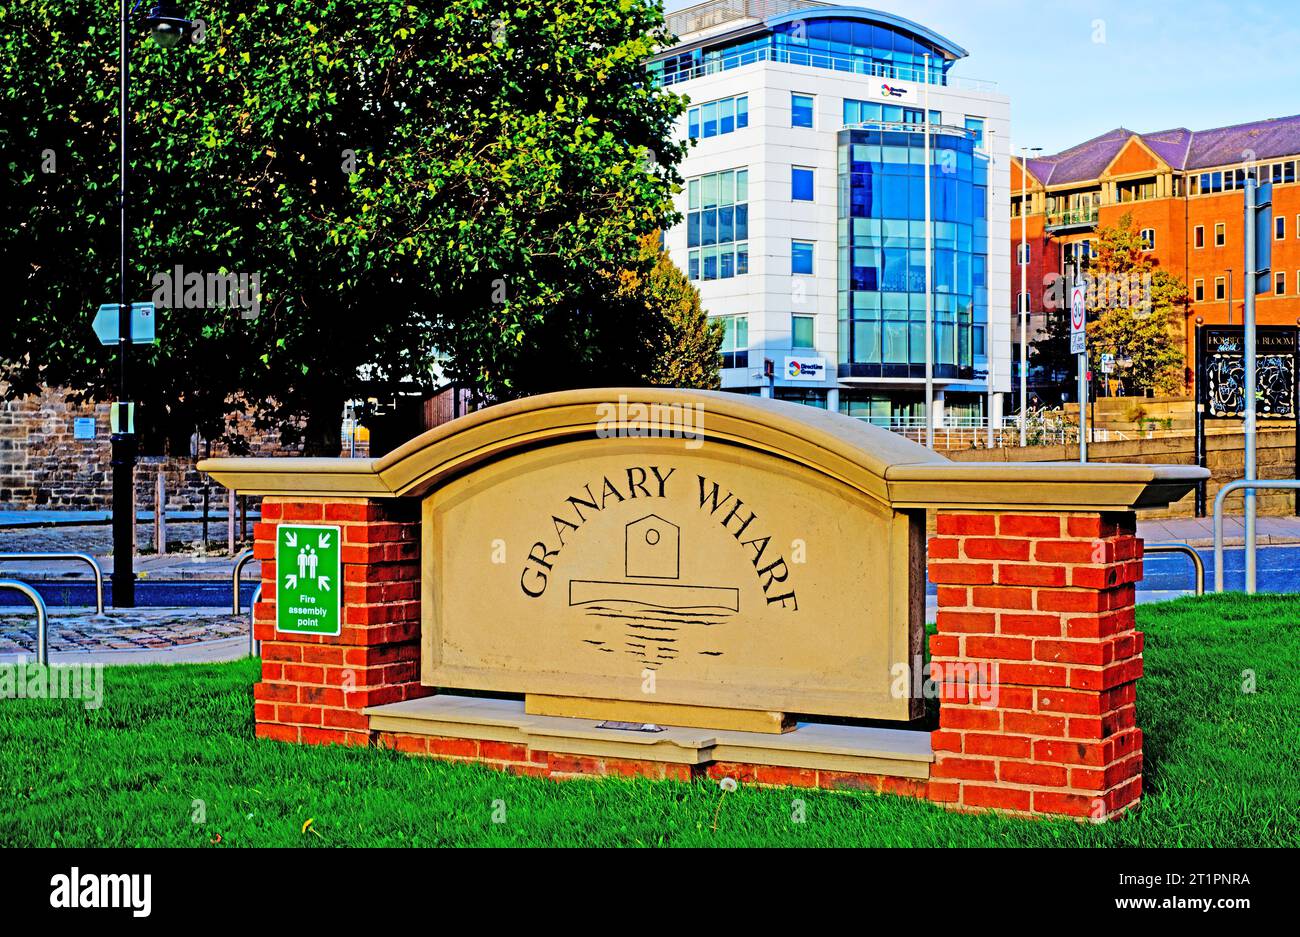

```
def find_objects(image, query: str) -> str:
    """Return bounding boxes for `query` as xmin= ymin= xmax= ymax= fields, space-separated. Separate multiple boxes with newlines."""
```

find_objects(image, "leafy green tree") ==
xmin=1084 ymin=214 xmax=1187 ymax=395
xmin=1029 ymin=213 xmax=1187 ymax=399
xmin=0 ymin=0 xmax=686 ymax=453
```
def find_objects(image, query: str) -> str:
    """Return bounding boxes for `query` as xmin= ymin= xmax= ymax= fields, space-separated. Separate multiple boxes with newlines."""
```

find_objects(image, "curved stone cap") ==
xmin=197 ymin=388 xmax=1207 ymax=511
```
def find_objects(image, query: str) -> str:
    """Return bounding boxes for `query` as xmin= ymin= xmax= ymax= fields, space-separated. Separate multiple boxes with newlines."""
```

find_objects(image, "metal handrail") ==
xmin=0 ymin=553 xmax=104 ymax=615
xmin=1213 ymin=479 xmax=1300 ymax=592
xmin=249 ymin=584 xmax=263 ymax=658
xmin=1144 ymin=542 xmax=1205 ymax=596
xmin=232 ymin=549 xmax=258 ymax=615
xmin=0 ymin=580 xmax=49 ymax=665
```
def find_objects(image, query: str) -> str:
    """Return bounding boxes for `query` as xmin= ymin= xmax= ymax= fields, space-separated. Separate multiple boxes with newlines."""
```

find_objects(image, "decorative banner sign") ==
xmin=784 ymin=356 xmax=827 ymax=382
xmin=1200 ymin=326 xmax=1298 ymax=420
xmin=1069 ymin=282 xmax=1087 ymax=355
xmin=276 ymin=524 xmax=341 ymax=635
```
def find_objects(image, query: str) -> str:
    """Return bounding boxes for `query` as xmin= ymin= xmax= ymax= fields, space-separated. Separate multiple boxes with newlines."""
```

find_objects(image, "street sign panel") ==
xmin=276 ymin=525 xmax=342 ymax=636
xmin=1254 ymin=181 xmax=1273 ymax=294
xmin=1070 ymin=282 xmax=1087 ymax=355
xmin=92 ymin=303 xmax=157 ymax=346
xmin=1101 ymin=353 xmax=1115 ymax=374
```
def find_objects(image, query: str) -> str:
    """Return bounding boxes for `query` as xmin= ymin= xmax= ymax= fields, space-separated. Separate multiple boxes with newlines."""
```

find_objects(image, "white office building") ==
xmin=653 ymin=0 xmax=1011 ymax=431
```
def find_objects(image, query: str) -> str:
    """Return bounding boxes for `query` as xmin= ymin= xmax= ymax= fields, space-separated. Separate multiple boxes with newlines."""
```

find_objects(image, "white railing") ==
xmin=851 ymin=416 xmax=1130 ymax=450
xmin=657 ymin=45 xmax=997 ymax=92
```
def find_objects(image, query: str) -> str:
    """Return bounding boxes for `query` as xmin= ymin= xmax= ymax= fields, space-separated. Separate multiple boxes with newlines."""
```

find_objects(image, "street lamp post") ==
xmin=111 ymin=2 xmax=192 ymax=609
xmin=1018 ymin=146 xmax=1042 ymax=447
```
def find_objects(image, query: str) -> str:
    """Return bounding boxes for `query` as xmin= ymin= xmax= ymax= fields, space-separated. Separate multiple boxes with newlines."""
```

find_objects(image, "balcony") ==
xmin=655 ymin=45 xmax=997 ymax=93
xmin=1045 ymin=206 xmax=1099 ymax=233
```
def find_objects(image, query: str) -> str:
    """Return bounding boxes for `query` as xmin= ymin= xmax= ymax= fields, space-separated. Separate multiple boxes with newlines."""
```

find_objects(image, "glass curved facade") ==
xmin=655 ymin=16 xmax=955 ymax=86
xmin=836 ymin=125 xmax=989 ymax=380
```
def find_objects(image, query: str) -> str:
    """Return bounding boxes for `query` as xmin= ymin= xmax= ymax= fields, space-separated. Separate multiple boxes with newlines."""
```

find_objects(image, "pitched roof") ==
xmin=1020 ymin=114 xmax=1300 ymax=187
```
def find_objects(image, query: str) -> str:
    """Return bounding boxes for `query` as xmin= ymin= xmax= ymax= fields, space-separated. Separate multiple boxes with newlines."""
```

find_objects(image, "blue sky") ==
xmin=663 ymin=0 xmax=1300 ymax=155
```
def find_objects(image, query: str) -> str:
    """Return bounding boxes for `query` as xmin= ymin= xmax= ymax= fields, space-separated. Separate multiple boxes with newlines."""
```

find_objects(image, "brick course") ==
xmin=252 ymin=496 xmax=1150 ymax=823
xmin=927 ymin=509 xmax=1146 ymax=821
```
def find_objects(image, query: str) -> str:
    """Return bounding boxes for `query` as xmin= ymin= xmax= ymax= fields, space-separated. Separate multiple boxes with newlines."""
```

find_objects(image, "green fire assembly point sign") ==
xmin=276 ymin=524 xmax=342 ymax=635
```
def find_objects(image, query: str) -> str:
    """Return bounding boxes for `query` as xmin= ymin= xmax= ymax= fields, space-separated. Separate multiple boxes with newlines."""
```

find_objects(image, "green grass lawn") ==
xmin=1 ymin=593 xmax=1296 ymax=847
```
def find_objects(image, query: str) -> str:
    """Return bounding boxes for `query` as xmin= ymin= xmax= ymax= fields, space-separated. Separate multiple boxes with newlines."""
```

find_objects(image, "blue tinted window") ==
xmin=792 ymin=167 xmax=815 ymax=201
xmin=689 ymin=95 xmax=746 ymax=139
xmin=792 ymin=93 xmax=814 ymax=128
xmin=684 ymin=169 xmax=749 ymax=281
xmin=719 ymin=97 xmax=735 ymax=134
xmin=792 ymin=241 xmax=814 ymax=275
xmin=701 ymin=102 xmax=717 ymax=138
xmin=964 ymin=117 xmax=985 ymax=148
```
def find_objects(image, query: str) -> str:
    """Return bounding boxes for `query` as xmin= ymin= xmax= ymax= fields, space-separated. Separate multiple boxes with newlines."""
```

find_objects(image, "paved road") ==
xmin=0 ymin=607 xmax=251 ymax=663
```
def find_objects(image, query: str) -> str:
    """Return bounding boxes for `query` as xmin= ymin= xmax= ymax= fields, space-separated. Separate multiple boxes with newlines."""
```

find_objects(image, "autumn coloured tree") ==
xmin=1030 ymin=213 xmax=1187 ymax=398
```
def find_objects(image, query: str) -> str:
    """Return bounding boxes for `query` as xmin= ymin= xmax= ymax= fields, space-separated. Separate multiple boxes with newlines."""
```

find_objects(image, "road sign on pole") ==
xmin=1069 ymin=283 xmax=1087 ymax=356
xmin=276 ymin=525 xmax=342 ymax=636
xmin=93 ymin=303 xmax=157 ymax=346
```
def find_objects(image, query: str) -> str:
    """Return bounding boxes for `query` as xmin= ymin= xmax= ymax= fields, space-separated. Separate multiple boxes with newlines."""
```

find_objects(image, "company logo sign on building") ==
xmin=785 ymin=357 xmax=827 ymax=382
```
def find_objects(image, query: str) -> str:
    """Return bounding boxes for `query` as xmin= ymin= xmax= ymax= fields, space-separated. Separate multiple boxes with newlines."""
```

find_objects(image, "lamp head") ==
xmin=145 ymin=4 xmax=190 ymax=48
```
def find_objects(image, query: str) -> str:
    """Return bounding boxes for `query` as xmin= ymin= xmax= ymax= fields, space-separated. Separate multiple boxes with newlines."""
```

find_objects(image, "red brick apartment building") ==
xmin=1011 ymin=116 xmax=1300 ymax=395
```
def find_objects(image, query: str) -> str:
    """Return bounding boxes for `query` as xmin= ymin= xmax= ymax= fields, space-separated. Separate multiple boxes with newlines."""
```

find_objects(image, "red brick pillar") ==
xmin=252 ymin=497 xmax=428 ymax=746
xmin=927 ymin=511 xmax=1144 ymax=821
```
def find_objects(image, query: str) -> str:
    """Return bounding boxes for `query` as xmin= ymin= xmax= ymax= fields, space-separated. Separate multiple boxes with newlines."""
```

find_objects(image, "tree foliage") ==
xmin=616 ymin=236 xmax=722 ymax=389
xmin=0 ymin=0 xmax=686 ymax=453
xmin=1084 ymin=214 xmax=1188 ymax=395
xmin=1029 ymin=213 xmax=1187 ymax=399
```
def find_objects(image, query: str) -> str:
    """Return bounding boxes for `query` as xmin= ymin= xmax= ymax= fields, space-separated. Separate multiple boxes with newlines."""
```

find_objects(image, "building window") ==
xmin=1271 ymin=161 xmax=1297 ymax=184
xmin=964 ymin=117 xmax=985 ymax=149
xmin=1215 ymin=276 xmax=1226 ymax=300
xmin=1215 ymin=223 xmax=1226 ymax=247
xmin=1276 ymin=271 xmax=1287 ymax=295
xmin=1277 ymin=216 xmax=1287 ymax=240
xmin=792 ymin=315 xmax=815 ymax=349
xmin=1194 ymin=225 xmax=1205 ymax=249
xmin=687 ymin=95 xmax=748 ymax=140
xmin=1194 ymin=279 xmax=1205 ymax=302
xmin=1017 ymin=242 xmax=1030 ymax=265
xmin=792 ymin=240 xmax=814 ymax=275
xmin=842 ymin=98 xmax=943 ymax=128
xmin=685 ymin=168 xmax=748 ymax=281
xmin=1016 ymin=291 xmax=1029 ymax=312
xmin=791 ymin=93 xmax=814 ymax=129
xmin=1140 ymin=228 xmax=1155 ymax=251
xmin=791 ymin=166 xmax=815 ymax=201
xmin=719 ymin=314 xmax=748 ymax=369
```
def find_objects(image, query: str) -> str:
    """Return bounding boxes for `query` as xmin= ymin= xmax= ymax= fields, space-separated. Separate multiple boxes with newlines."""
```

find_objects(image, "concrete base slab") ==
xmin=366 ymin=694 xmax=933 ymax=779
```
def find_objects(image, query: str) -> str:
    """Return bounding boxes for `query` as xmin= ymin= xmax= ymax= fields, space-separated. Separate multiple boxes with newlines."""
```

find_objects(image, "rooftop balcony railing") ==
xmin=656 ymin=45 xmax=998 ymax=93
xmin=1045 ymin=206 xmax=1100 ymax=230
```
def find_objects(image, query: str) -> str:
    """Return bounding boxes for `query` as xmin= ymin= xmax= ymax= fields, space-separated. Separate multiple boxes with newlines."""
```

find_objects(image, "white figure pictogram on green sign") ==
xmin=276 ymin=524 xmax=341 ymax=635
